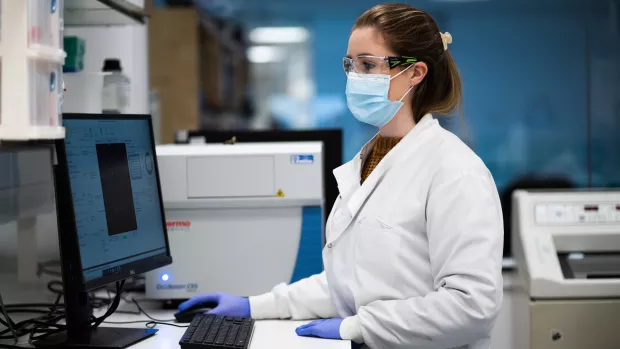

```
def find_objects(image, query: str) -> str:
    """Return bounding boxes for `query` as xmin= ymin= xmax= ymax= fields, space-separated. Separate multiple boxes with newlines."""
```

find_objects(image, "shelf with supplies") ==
xmin=0 ymin=0 xmax=67 ymax=141
xmin=64 ymin=0 xmax=147 ymax=27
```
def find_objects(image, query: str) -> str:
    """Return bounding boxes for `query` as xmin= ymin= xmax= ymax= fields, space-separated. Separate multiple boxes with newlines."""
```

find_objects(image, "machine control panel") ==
xmin=535 ymin=202 xmax=620 ymax=225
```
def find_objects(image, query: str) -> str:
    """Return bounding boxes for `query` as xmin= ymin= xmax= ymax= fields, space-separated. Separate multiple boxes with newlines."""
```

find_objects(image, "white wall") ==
xmin=64 ymin=0 xmax=149 ymax=114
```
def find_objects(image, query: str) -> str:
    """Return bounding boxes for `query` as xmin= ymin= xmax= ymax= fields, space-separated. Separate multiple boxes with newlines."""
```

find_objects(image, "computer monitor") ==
xmin=36 ymin=114 xmax=172 ymax=348
xmin=176 ymin=129 xmax=343 ymax=224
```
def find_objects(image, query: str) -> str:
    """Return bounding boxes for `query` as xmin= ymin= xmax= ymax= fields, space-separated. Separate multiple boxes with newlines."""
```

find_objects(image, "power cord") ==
xmin=0 ymin=291 xmax=18 ymax=343
xmin=100 ymin=297 xmax=187 ymax=328
xmin=0 ymin=344 xmax=25 ymax=349
xmin=1 ymin=279 xmax=185 ymax=347
xmin=128 ymin=298 xmax=175 ymax=322
xmin=0 ymin=289 xmax=66 ymax=342
xmin=37 ymin=261 xmax=62 ymax=278
xmin=91 ymin=280 xmax=125 ymax=329
xmin=103 ymin=319 xmax=189 ymax=328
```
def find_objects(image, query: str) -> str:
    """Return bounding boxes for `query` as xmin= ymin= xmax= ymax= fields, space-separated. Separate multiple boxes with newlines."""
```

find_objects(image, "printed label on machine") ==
xmin=166 ymin=221 xmax=192 ymax=232
xmin=156 ymin=283 xmax=199 ymax=292
xmin=291 ymin=154 xmax=314 ymax=164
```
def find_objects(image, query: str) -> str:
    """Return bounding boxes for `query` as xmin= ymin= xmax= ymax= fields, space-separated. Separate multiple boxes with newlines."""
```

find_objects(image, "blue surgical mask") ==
xmin=345 ymin=66 xmax=414 ymax=127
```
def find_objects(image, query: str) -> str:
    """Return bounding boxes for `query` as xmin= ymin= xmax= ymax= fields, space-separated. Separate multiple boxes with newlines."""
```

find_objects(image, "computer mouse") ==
xmin=174 ymin=302 xmax=218 ymax=323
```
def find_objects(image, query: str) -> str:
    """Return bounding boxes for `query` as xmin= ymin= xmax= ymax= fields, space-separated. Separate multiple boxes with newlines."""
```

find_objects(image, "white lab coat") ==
xmin=250 ymin=114 xmax=504 ymax=349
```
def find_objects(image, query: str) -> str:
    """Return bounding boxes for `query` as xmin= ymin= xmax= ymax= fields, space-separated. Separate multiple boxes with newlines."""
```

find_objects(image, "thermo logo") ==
xmin=166 ymin=221 xmax=191 ymax=232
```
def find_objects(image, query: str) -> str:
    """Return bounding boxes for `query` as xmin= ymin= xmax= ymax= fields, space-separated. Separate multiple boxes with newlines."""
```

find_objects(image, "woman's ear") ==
xmin=409 ymin=62 xmax=428 ymax=87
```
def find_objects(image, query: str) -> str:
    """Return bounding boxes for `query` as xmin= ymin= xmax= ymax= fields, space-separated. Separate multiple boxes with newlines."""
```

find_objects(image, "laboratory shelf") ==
xmin=64 ymin=0 xmax=147 ymax=27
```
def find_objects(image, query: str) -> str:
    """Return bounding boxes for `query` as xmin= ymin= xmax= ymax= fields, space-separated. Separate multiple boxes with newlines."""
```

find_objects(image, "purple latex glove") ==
xmin=295 ymin=318 xmax=344 ymax=340
xmin=178 ymin=293 xmax=251 ymax=317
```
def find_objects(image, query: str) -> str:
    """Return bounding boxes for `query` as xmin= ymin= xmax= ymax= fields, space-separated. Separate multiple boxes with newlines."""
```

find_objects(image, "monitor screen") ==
xmin=63 ymin=116 xmax=169 ymax=283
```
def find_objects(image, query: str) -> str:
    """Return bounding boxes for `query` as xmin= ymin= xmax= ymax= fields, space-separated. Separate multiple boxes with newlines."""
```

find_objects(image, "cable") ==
xmin=4 ymin=303 xmax=64 ymax=309
xmin=102 ymin=320 xmax=189 ymax=328
xmin=46 ymin=280 xmax=63 ymax=296
xmin=27 ymin=321 xmax=65 ymax=345
xmin=0 ymin=317 xmax=66 ymax=340
xmin=0 ymin=291 xmax=18 ymax=343
xmin=1 ymin=277 xmax=168 ymax=345
xmin=5 ymin=309 xmax=51 ymax=315
xmin=129 ymin=298 xmax=176 ymax=322
xmin=0 ymin=287 xmax=67 ymax=344
xmin=90 ymin=280 xmax=125 ymax=329
xmin=0 ymin=344 xmax=25 ymax=349
xmin=37 ymin=261 xmax=62 ymax=278
xmin=0 ymin=312 xmax=66 ymax=336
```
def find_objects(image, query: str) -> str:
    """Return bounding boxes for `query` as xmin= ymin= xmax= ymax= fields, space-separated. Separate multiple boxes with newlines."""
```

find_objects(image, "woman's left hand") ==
xmin=295 ymin=318 xmax=344 ymax=339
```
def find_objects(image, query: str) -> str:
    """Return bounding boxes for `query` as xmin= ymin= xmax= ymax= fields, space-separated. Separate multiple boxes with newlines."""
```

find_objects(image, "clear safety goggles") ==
xmin=342 ymin=55 xmax=419 ymax=76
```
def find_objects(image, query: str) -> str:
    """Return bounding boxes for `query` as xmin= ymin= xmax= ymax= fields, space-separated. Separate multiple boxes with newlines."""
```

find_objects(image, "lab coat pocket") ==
xmin=353 ymin=219 xmax=402 ymax=287
xmin=330 ymin=208 xmax=352 ymax=234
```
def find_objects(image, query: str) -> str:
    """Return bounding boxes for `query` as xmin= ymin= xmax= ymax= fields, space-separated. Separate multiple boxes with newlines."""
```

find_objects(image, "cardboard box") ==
xmin=149 ymin=8 xmax=200 ymax=144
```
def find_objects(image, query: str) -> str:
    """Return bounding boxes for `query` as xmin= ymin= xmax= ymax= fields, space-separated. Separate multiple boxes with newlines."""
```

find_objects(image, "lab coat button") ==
xmin=327 ymin=243 xmax=333 ymax=248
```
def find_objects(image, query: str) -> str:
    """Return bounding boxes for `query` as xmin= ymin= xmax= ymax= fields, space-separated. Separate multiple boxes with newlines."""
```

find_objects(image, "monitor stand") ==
xmin=34 ymin=144 xmax=158 ymax=349
xmin=32 ymin=326 xmax=158 ymax=349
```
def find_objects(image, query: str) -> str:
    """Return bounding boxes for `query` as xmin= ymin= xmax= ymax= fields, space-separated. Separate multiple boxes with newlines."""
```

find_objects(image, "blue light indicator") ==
xmin=161 ymin=274 xmax=169 ymax=282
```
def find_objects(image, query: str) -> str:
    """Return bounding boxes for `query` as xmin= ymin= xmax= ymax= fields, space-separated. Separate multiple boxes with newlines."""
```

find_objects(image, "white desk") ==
xmin=0 ymin=275 xmax=350 ymax=349
xmin=102 ymin=300 xmax=350 ymax=349
xmin=106 ymin=316 xmax=350 ymax=349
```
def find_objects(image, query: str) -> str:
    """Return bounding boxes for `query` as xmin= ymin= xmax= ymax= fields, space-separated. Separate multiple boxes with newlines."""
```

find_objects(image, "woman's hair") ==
xmin=353 ymin=3 xmax=462 ymax=122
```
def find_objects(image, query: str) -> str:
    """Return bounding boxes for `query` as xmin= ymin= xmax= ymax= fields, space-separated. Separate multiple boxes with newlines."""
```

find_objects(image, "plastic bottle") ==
xmin=102 ymin=58 xmax=130 ymax=114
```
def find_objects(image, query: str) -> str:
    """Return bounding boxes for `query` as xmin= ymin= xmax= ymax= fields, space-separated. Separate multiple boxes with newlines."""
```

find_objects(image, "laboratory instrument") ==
xmin=145 ymin=142 xmax=324 ymax=300
xmin=175 ymin=129 xmax=342 ymax=220
xmin=512 ymin=189 xmax=620 ymax=349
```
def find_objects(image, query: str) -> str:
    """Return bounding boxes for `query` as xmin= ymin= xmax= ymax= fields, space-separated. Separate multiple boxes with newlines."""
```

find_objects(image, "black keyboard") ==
xmin=179 ymin=314 xmax=255 ymax=349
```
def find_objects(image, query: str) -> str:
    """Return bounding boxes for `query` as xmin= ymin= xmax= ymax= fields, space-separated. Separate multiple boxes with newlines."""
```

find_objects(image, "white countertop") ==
xmin=106 ymin=316 xmax=350 ymax=349
xmin=97 ymin=303 xmax=350 ymax=349
xmin=0 ymin=275 xmax=350 ymax=349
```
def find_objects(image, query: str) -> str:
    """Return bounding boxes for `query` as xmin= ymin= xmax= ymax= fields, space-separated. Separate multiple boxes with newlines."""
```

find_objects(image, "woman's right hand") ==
xmin=178 ymin=292 xmax=251 ymax=317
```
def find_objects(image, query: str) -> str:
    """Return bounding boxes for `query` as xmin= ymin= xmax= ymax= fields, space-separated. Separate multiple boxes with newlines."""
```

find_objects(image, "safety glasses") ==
xmin=342 ymin=55 xmax=418 ymax=76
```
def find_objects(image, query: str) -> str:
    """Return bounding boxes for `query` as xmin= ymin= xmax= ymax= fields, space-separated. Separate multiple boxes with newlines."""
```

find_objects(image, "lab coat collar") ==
xmin=333 ymin=114 xmax=438 ymax=220
xmin=332 ymin=136 xmax=376 ymax=205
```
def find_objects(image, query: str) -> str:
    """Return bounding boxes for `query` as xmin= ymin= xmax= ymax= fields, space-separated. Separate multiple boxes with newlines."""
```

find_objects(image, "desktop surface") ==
xmin=111 ymin=319 xmax=351 ymax=349
xmin=0 ymin=277 xmax=350 ymax=349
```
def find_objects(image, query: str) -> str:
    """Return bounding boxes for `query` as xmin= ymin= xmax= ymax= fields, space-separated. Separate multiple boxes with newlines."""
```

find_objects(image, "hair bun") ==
xmin=441 ymin=32 xmax=453 ymax=51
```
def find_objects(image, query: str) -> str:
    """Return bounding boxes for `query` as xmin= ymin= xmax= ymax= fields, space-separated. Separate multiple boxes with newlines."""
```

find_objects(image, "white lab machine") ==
xmin=146 ymin=142 xmax=325 ymax=300
xmin=512 ymin=190 xmax=620 ymax=349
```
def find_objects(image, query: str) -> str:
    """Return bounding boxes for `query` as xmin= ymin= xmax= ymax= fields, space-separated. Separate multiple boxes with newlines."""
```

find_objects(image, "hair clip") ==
xmin=440 ymin=32 xmax=453 ymax=51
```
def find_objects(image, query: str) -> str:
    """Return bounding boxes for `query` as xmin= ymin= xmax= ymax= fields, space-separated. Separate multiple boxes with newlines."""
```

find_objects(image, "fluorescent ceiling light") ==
xmin=247 ymin=46 xmax=286 ymax=63
xmin=249 ymin=27 xmax=310 ymax=44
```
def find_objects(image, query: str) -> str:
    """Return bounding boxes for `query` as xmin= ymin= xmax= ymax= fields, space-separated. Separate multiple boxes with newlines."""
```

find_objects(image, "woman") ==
xmin=179 ymin=4 xmax=503 ymax=348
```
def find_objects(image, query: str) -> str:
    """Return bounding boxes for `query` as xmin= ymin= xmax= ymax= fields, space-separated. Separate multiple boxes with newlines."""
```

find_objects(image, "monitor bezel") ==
xmin=58 ymin=113 xmax=172 ymax=292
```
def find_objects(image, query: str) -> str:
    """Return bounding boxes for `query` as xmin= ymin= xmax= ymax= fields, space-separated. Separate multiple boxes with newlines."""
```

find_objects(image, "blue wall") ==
xmin=449 ymin=10 xmax=590 ymax=189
